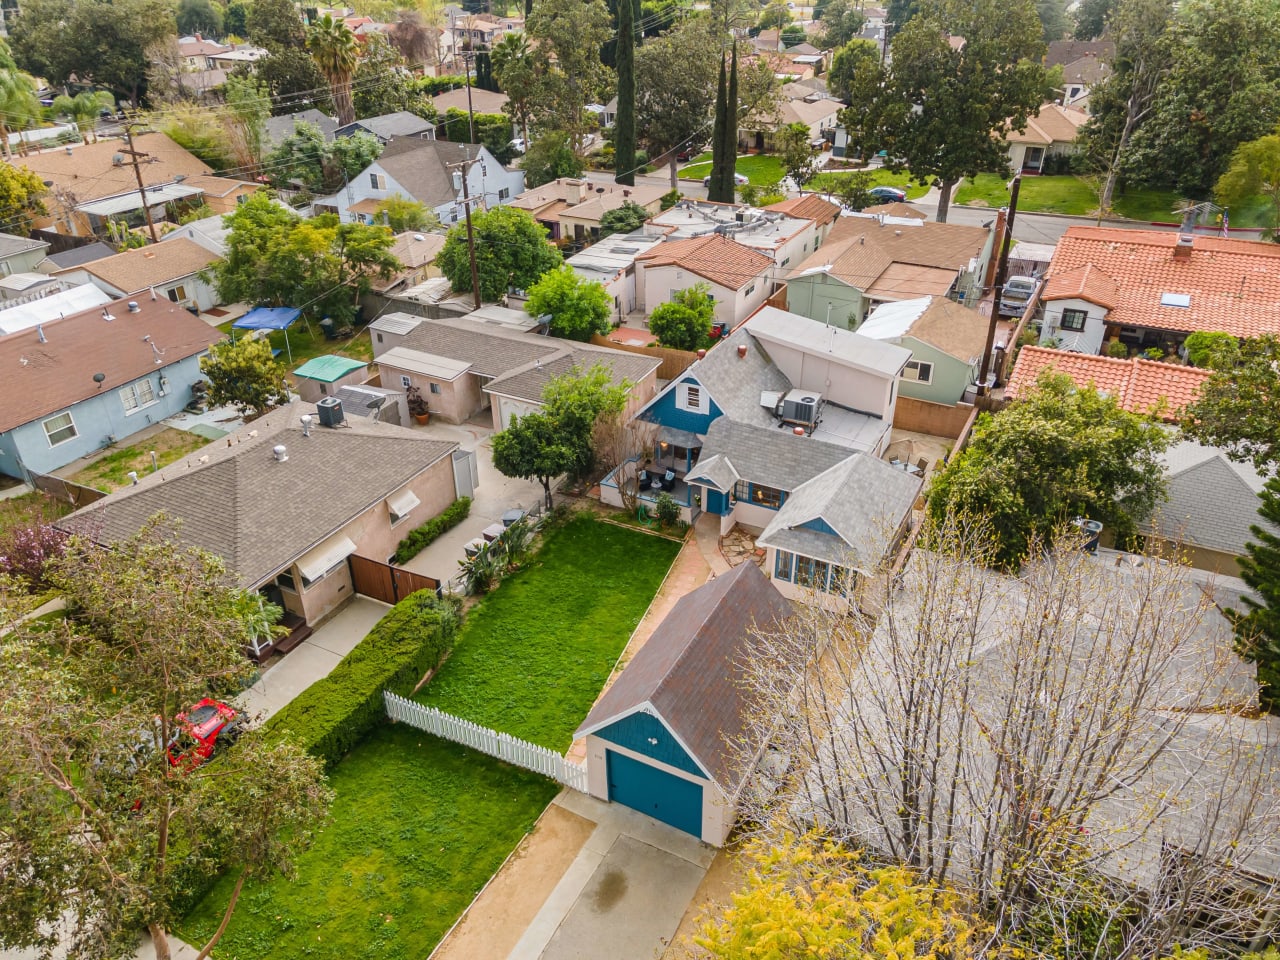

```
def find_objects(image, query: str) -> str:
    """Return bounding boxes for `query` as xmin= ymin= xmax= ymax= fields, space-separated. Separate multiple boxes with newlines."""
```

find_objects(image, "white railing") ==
xmin=383 ymin=691 xmax=588 ymax=792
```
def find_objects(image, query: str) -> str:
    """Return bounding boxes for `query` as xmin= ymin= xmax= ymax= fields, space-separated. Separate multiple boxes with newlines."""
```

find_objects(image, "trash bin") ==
xmin=1073 ymin=517 xmax=1104 ymax=554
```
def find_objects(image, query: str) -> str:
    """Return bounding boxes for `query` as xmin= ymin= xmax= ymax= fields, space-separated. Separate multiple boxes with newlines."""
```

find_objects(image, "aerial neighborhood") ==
xmin=3 ymin=0 xmax=1280 ymax=956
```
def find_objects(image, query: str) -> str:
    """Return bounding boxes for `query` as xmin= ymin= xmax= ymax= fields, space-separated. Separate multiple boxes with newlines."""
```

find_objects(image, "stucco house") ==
xmin=634 ymin=234 xmax=774 ymax=328
xmin=739 ymin=96 xmax=840 ymax=152
xmin=312 ymin=139 xmax=523 ymax=227
xmin=856 ymin=296 xmax=990 ymax=405
xmin=509 ymin=178 xmax=666 ymax=243
xmin=53 ymin=238 xmax=221 ymax=313
xmin=575 ymin=561 xmax=794 ymax=844
xmin=1005 ymin=103 xmax=1088 ymax=173
xmin=566 ymin=231 xmax=667 ymax=323
xmin=0 ymin=232 xmax=51 ymax=278
xmin=0 ymin=295 xmax=222 ymax=479
xmin=64 ymin=399 xmax=462 ymax=632
xmin=646 ymin=200 xmax=824 ymax=283
xmin=785 ymin=214 xmax=994 ymax=328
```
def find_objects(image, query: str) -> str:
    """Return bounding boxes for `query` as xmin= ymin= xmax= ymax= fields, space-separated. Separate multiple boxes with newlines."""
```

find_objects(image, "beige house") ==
xmin=508 ymin=178 xmax=665 ymax=243
xmin=53 ymin=238 xmax=221 ymax=312
xmin=65 ymin=400 xmax=462 ymax=630
xmin=370 ymin=232 xmax=447 ymax=295
xmin=1005 ymin=103 xmax=1088 ymax=173
xmin=635 ymin=233 xmax=775 ymax=329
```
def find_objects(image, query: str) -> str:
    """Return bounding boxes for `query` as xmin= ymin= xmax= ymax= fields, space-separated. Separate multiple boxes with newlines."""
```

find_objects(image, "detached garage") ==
xmin=574 ymin=562 xmax=794 ymax=846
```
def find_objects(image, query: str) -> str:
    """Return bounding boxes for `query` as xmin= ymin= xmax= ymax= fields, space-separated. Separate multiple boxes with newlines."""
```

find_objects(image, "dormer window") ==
xmin=678 ymin=382 xmax=703 ymax=411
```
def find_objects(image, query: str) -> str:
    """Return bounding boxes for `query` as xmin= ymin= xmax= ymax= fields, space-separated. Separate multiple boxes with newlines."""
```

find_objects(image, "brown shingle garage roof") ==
xmin=65 ymin=238 xmax=218 ymax=295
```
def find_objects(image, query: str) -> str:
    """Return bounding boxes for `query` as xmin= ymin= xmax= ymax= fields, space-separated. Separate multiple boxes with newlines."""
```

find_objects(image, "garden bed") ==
xmin=68 ymin=428 xmax=211 ymax=492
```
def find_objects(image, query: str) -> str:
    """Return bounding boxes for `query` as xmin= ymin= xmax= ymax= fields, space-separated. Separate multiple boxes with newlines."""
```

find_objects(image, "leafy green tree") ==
xmin=224 ymin=0 xmax=251 ymax=37
xmin=757 ymin=1 xmax=792 ymax=30
xmin=1182 ymin=330 xmax=1239 ymax=369
xmin=254 ymin=48 xmax=331 ymax=114
xmin=1231 ymin=476 xmax=1280 ymax=712
xmin=1073 ymin=0 xmax=1113 ymax=38
xmin=780 ymin=23 xmax=806 ymax=47
xmin=9 ymin=0 xmax=177 ymax=105
xmin=526 ymin=0 xmax=613 ymax=151
xmin=524 ymin=265 xmax=612 ymax=341
xmin=374 ymin=194 xmax=441 ymax=232
xmin=1181 ymin=335 xmax=1280 ymax=472
xmin=885 ymin=0 xmax=920 ymax=27
xmin=437 ymin=205 xmax=562 ymax=301
xmin=0 ymin=162 xmax=47 ymax=235
xmin=352 ymin=34 xmax=418 ymax=120
xmin=598 ymin=200 xmax=650 ymax=237
xmin=248 ymin=0 xmax=307 ymax=48
xmin=492 ymin=411 xmax=576 ymax=509
xmin=649 ymin=283 xmax=714 ymax=349
xmin=1036 ymin=0 xmax=1069 ymax=42
xmin=816 ymin=0 xmax=866 ymax=48
xmin=928 ymin=369 xmax=1170 ymax=569
xmin=492 ymin=30 xmax=538 ymax=151
xmin=540 ymin=362 xmax=629 ymax=477
xmin=161 ymin=100 xmax=234 ymax=169
xmin=1216 ymin=127 xmax=1280 ymax=238
xmin=200 ymin=337 xmax=291 ymax=416
xmin=0 ymin=520 xmax=331 ymax=960
xmin=778 ymin=121 xmax=821 ymax=192
xmin=521 ymin=130 xmax=585 ymax=187
xmin=266 ymin=120 xmax=381 ymax=192
xmin=635 ymin=17 xmax=719 ymax=187
xmin=388 ymin=9 xmax=438 ymax=69
xmin=614 ymin=0 xmax=636 ymax=187
xmin=1120 ymin=0 xmax=1280 ymax=196
xmin=308 ymin=14 xmax=358 ymax=125
xmin=222 ymin=74 xmax=270 ymax=169
xmin=0 ymin=40 xmax=42 ymax=159
xmin=177 ymin=0 xmax=224 ymax=37
xmin=842 ymin=0 xmax=1047 ymax=222
xmin=828 ymin=37 xmax=880 ymax=103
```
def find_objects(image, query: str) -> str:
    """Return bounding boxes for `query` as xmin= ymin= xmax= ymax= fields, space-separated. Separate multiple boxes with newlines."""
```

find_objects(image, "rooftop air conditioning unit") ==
xmin=316 ymin=395 xmax=345 ymax=427
xmin=776 ymin=389 xmax=823 ymax=430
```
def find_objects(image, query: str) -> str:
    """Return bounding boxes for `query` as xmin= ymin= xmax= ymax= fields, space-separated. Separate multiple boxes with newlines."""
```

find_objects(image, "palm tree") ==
xmin=307 ymin=14 xmax=358 ymax=126
xmin=491 ymin=31 xmax=536 ymax=152
xmin=0 ymin=39 xmax=40 ymax=160
xmin=51 ymin=90 xmax=115 ymax=145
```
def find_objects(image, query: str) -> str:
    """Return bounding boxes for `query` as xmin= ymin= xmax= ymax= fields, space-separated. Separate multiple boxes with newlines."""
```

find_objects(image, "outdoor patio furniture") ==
xmin=661 ymin=469 xmax=677 ymax=491
xmin=916 ymin=457 xmax=929 ymax=473
xmin=638 ymin=469 xmax=651 ymax=486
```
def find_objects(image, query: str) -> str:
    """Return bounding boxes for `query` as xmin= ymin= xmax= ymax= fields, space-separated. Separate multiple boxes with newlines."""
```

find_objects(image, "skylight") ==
xmin=1160 ymin=292 xmax=1191 ymax=308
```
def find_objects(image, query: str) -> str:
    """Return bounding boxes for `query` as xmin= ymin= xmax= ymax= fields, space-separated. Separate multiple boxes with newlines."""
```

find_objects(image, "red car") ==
xmin=167 ymin=698 xmax=242 ymax=769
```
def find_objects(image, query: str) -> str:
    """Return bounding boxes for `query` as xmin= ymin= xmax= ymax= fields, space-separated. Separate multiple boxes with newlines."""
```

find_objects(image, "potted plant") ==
xmin=406 ymin=386 xmax=430 ymax=425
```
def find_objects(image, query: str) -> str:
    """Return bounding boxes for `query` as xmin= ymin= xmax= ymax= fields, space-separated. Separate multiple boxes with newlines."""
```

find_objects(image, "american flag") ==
xmin=1221 ymin=209 xmax=1229 ymax=237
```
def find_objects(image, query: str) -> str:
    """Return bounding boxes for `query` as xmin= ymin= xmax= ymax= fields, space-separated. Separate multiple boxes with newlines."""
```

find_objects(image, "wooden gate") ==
xmin=348 ymin=555 xmax=439 ymax=605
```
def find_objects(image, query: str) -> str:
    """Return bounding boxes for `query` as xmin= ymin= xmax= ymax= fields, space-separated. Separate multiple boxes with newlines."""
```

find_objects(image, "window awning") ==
xmin=657 ymin=425 xmax=703 ymax=447
xmin=386 ymin=488 xmax=421 ymax=518
xmin=296 ymin=533 xmax=356 ymax=582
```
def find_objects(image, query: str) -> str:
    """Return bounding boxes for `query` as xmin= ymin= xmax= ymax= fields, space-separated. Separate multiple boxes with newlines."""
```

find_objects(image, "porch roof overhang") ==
xmin=687 ymin=453 xmax=740 ymax=492
xmin=656 ymin=424 xmax=703 ymax=447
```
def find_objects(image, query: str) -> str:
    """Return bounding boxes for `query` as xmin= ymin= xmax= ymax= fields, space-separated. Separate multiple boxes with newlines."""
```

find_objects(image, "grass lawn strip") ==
xmin=68 ymin=429 xmax=210 ymax=492
xmin=678 ymin=154 xmax=786 ymax=186
xmin=417 ymin=514 xmax=681 ymax=751
xmin=808 ymin=168 xmax=931 ymax=200
xmin=179 ymin=725 xmax=557 ymax=960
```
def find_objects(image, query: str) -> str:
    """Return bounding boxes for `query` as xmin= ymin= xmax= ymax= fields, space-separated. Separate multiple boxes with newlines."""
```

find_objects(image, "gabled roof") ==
xmin=430 ymin=86 xmax=509 ymax=114
xmin=0 ymin=296 xmax=222 ymax=433
xmin=264 ymin=109 xmax=339 ymax=147
xmin=15 ymin=133 xmax=213 ymax=204
xmin=64 ymin=402 xmax=457 ymax=588
xmin=63 ymin=238 xmax=218 ymax=294
xmin=746 ymin=305 xmax=911 ymax=376
xmin=387 ymin=231 xmax=446 ymax=270
xmin=1041 ymin=262 xmax=1119 ymax=309
xmin=338 ymin=111 xmax=435 ymax=141
xmin=695 ymin=416 xmax=852 ymax=493
xmin=394 ymin=315 xmax=559 ymax=378
xmin=44 ymin=242 xmax=117 ymax=271
xmin=1047 ymin=225 xmax=1280 ymax=338
xmin=484 ymin=343 xmax=659 ymax=403
xmin=757 ymin=453 xmax=923 ymax=571
xmin=575 ymin=562 xmax=794 ymax=791
xmin=1045 ymin=39 xmax=1114 ymax=69
xmin=1005 ymin=346 xmax=1212 ymax=421
xmin=859 ymin=296 xmax=988 ymax=363
xmin=0 ymin=232 xmax=49 ymax=259
xmin=636 ymin=233 xmax=773 ymax=291
xmin=1006 ymin=103 xmax=1088 ymax=146
xmin=764 ymin=194 xmax=841 ymax=227
xmin=368 ymin=138 xmax=478 ymax=208
xmin=862 ymin=201 xmax=927 ymax=220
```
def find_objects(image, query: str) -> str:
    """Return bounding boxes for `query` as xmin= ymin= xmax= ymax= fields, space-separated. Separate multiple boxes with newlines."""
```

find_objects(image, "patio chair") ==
xmin=661 ymin=469 xmax=677 ymax=492
xmin=916 ymin=457 xmax=929 ymax=473
xmin=638 ymin=469 xmax=651 ymax=486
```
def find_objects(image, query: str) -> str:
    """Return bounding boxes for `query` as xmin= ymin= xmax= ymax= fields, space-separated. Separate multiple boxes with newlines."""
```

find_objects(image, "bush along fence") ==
xmin=392 ymin=496 xmax=471 ymax=565
xmin=384 ymin=691 xmax=588 ymax=792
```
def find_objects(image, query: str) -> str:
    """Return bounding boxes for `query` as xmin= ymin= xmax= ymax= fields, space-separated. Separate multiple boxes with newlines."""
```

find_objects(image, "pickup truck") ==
xmin=998 ymin=275 xmax=1039 ymax=317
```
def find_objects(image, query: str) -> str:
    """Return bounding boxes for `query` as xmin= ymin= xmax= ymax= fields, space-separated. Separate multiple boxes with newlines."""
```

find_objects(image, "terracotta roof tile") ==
xmin=1042 ymin=262 xmax=1119 ymax=309
xmin=1046 ymin=226 xmax=1280 ymax=338
xmin=636 ymin=233 xmax=773 ymax=290
xmin=1006 ymin=345 xmax=1210 ymax=420
xmin=765 ymin=194 xmax=842 ymax=226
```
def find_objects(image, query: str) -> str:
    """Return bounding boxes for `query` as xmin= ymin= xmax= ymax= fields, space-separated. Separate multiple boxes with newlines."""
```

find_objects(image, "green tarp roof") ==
xmin=292 ymin=354 xmax=368 ymax=382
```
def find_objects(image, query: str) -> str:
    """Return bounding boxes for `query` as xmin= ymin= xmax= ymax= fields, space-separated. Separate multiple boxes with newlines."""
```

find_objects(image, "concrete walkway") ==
xmin=235 ymin=596 xmax=389 ymax=724
xmin=694 ymin=512 xmax=732 ymax=575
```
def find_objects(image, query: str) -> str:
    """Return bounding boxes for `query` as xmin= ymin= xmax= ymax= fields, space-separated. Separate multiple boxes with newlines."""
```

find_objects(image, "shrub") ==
xmin=660 ymin=188 xmax=681 ymax=210
xmin=655 ymin=492 xmax=680 ymax=527
xmin=391 ymin=497 xmax=471 ymax=565
xmin=0 ymin=507 xmax=68 ymax=593
xmin=1106 ymin=340 xmax=1129 ymax=359
xmin=262 ymin=590 xmax=458 ymax=768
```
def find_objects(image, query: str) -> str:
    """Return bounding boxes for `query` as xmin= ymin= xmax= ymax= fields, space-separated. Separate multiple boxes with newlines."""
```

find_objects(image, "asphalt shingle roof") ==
xmin=67 ymin=238 xmax=217 ymax=294
xmin=695 ymin=416 xmax=853 ymax=493
xmin=372 ymin=139 xmax=475 ymax=208
xmin=649 ymin=326 xmax=793 ymax=430
xmin=1144 ymin=445 xmax=1277 ymax=556
xmin=397 ymin=315 xmax=559 ymax=377
xmin=485 ymin=345 xmax=659 ymax=403
xmin=575 ymin=562 xmax=794 ymax=790
xmin=65 ymin=402 xmax=456 ymax=587
xmin=0 ymin=232 xmax=47 ymax=259
xmin=14 ymin=133 xmax=212 ymax=204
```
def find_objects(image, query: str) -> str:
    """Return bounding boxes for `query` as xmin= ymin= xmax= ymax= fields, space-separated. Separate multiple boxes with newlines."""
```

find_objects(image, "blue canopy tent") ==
xmin=231 ymin=307 xmax=303 ymax=363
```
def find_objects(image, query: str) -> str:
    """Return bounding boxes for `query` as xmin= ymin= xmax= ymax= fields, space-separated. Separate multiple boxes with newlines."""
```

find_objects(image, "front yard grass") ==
xmin=68 ymin=428 xmax=210 ymax=492
xmin=416 ymin=513 xmax=681 ymax=750
xmin=808 ymin=168 xmax=931 ymax=199
xmin=180 ymin=723 xmax=557 ymax=960
xmin=678 ymin=154 xmax=786 ymax=186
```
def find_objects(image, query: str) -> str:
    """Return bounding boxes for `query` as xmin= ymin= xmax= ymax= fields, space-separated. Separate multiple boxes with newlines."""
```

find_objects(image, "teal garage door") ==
xmin=606 ymin=749 xmax=704 ymax=837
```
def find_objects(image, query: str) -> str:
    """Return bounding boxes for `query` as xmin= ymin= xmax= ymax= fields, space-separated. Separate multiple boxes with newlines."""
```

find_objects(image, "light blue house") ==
xmin=0 ymin=296 xmax=221 ymax=479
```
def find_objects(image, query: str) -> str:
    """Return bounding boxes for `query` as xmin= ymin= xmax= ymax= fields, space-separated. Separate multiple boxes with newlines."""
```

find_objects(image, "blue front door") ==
xmin=606 ymin=749 xmax=704 ymax=837
xmin=705 ymin=488 xmax=730 ymax=515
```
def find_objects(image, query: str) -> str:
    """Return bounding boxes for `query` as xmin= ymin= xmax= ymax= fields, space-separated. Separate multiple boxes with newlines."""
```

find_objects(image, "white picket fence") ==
xmin=384 ymin=691 xmax=588 ymax=792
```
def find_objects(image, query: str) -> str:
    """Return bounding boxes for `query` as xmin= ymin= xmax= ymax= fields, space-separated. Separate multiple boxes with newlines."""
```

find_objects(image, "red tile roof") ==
xmin=1041 ymin=262 xmax=1118 ymax=309
xmin=765 ymin=194 xmax=841 ymax=226
xmin=1006 ymin=345 xmax=1211 ymax=420
xmin=636 ymin=234 xmax=773 ymax=291
xmin=1046 ymin=226 xmax=1280 ymax=338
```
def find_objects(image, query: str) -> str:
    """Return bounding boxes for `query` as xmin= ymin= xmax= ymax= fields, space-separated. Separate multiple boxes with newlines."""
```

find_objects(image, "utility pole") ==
xmin=448 ymin=148 xmax=484 ymax=311
xmin=120 ymin=120 xmax=159 ymax=244
xmin=462 ymin=50 xmax=477 ymax=145
xmin=979 ymin=173 xmax=1021 ymax=388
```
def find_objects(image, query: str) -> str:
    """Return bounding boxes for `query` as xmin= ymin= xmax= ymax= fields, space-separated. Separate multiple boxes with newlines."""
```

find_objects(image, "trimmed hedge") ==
xmin=392 ymin=497 xmax=472 ymax=565
xmin=262 ymin=590 xmax=458 ymax=768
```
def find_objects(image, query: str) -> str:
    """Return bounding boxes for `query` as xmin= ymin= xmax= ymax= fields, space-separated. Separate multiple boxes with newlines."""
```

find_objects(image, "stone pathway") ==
xmin=720 ymin=528 xmax=765 ymax=570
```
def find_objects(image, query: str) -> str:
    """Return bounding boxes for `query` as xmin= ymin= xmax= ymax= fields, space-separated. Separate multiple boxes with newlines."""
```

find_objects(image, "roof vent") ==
xmin=273 ymin=444 xmax=288 ymax=462
xmin=301 ymin=414 xmax=313 ymax=437
xmin=112 ymin=153 xmax=124 ymax=166
xmin=36 ymin=324 xmax=46 ymax=343
xmin=127 ymin=301 xmax=140 ymax=312
xmin=101 ymin=309 xmax=115 ymax=322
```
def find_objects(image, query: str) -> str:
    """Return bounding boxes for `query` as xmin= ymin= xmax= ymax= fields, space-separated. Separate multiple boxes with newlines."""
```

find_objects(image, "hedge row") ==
xmin=262 ymin=590 xmax=458 ymax=769
xmin=392 ymin=496 xmax=472 ymax=565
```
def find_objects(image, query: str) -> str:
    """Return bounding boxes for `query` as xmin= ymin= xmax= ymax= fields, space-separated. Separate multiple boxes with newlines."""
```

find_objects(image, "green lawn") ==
xmin=808 ymin=168 xmax=932 ymax=199
xmin=678 ymin=154 xmax=787 ymax=187
xmin=416 ymin=514 xmax=681 ymax=750
xmin=180 ymin=724 xmax=558 ymax=960
xmin=217 ymin=320 xmax=374 ymax=382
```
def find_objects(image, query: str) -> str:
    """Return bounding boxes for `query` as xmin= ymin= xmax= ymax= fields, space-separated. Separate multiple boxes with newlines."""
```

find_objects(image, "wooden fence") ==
xmin=28 ymin=471 xmax=106 ymax=506
xmin=590 ymin=335 xmax=699 ymax=380
xmin=892 ymin=396 xmax=979 ymax=440
xmin=384 ymin=691 xmax=589 ymax=792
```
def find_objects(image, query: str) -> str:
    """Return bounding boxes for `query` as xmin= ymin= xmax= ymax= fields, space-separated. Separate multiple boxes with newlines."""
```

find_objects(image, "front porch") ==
xmin=600 ymin=456 xmax=700 ymax=519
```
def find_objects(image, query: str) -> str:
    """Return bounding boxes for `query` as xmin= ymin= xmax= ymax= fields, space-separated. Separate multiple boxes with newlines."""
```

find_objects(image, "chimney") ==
xmin=273 ymin=444 xmax=288 ymax=462
xmin=1174 ymin=210 xmax=1196 ymax=259
xmin=737 ymin=344 xmax=748 ymax=359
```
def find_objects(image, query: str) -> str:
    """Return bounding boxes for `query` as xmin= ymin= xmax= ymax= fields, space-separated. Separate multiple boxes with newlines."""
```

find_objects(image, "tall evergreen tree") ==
xmin=726 ymin=41 xmax=738 ymax=193
xmin=614 ymin=0 xmax=636 ymax=185
xmin=1232 ymin=475 xmax=1280 ymax=713
xmin=709 ymin=51 xmax=731 ymax=202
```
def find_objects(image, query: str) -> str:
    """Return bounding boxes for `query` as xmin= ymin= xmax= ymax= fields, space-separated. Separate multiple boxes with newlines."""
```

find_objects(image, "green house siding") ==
xmin=785 ymin=273 xmax=866 ymax=330
xmin=594 ymin=711 xmax=704 ymax=778
xmin=898 ymin=338 xmax=978 ymax=406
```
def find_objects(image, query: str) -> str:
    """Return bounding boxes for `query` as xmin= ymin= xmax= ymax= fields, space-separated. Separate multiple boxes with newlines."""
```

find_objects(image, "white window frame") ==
xmin=498 ymin=187 xmax=510 ymax=200
xmin=400 ymin=374 xmax=412 ymax=389
xmin=902 ymin=360 xmax=933 ymax=384
xmin=677 ymin=382 xmax=703 ymax=412
xmin=120 ymin=379 xmax=156 ymax=414
xmin=369 ymin=172 xmax=386 ymax=190
xmin=43 ymin=411 xmax=78 ymax=446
